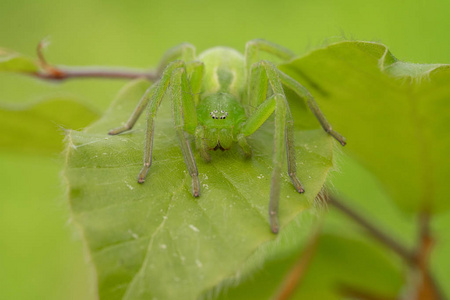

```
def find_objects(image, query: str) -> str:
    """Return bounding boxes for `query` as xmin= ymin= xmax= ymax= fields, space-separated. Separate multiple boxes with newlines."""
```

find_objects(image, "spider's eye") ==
xmin=210 ymin=110 xmax=228 ymax=120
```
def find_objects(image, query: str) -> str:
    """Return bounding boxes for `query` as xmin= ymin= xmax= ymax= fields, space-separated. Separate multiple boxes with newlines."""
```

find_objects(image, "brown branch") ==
xmin=272 ymin=227 xmax=321 ymax=300
xmin=31 ymin=67 xmax=158 ymax=81
xmin=328 ymin=195 xmax=445 ymax=300
xmin=338 ymin=284 xmax=397 ymax=300
xmin=29 ymin=39 xmax=159 ymax=82
xmin=327 ymin=195 xmax=415 ymax=264
xmin=412 ymin=211 xmax=444 ymax=300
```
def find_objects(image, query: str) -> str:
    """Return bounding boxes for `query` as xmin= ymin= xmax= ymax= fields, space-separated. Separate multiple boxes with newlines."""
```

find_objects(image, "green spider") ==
xmin=108 ymin=40 xmax=346 ymax=233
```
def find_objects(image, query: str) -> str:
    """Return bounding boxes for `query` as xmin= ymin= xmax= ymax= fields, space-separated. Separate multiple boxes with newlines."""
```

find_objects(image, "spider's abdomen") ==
xmin=197 ymin=47 xmax=245 ymax=98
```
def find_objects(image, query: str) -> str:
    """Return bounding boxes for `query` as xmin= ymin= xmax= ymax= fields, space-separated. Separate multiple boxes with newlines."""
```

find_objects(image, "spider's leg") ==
xmin=278 ymin=71 xmax=346 ymax=146
xmin=170 ymin=68 xmax=200 ymax=197
xmin=109 ymin=45 xmax=199 ymax=135
xmin=182 ymin=61 xmax=204 ymax=131
xmin=186 ymin=61 xmax=204 ymax=105
xmin=241 ymin=61 xmax=303 ymax=233
xmin=156 ymin=43 xmax=196 ymax=75
xmin=245 ymin=39 xmax=295 ymax=77
xmin=137 ymin=61 xmax=185 ymax=183
xmin=108 ymin=84 xmax=157 ymax=135
xmin=245 ymin=62 xmax=268 ymax=116
xmin=241 ymin=93 xmax=284 ymax=233
xmin=181 ymin=61 xmax=209 ymax=162
xmin=260 ymin=61 xmax=304 ymax=195
xmin=236 ymin=133 xmax=252 ymax=158
xmin=195 ymin=126 xmax=211 ymax=162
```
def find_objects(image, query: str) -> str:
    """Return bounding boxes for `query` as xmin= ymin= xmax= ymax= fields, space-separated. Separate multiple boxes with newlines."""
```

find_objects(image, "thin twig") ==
xmin=31 ymin=67 xmax=158 ymax=81
xmin=413 ymin=210 xmax=444 ymax=300
xmin=327 ymin=195 xmax=415 ymax=264
xmin=338 ymin=284 xmax=397 ymax=300
xmin=272 ymin=228 xmax=321 ymax=300
xmin=328 ymin=195 xmax=445 ymax=300
xmin=30 ymin=39 xmax=159 ymax=82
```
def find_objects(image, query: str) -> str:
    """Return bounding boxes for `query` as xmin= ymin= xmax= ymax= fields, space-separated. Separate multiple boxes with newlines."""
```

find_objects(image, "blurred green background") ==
xmin=1 ymin=0 xmax=449 ymax=299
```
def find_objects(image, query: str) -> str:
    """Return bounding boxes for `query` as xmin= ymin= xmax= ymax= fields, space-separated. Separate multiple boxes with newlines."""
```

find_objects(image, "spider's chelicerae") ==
xmin=109 ymin=40 xmax=346 ymax=233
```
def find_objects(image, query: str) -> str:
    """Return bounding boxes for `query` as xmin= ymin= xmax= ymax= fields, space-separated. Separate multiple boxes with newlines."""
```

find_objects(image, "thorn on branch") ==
xmin=37 ymin=38 xmax=64 ymax=78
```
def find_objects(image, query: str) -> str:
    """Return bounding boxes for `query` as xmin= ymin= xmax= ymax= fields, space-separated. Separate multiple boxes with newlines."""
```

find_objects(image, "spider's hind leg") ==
xmin=245 ymin=39 xmax=295 ymax=75
xmin=156 ymin=43 xmax=196 ymax=75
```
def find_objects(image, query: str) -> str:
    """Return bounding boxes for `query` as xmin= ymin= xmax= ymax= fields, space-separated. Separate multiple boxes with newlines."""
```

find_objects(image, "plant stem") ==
xmin=32 ymin=39 xmax=159 ymax=82
xmin=328 ymin=195 xmax=444 ymax=300
xmin=413 ymin=210 xmax=444 ymax=300
xmin=31 ymin=67 xmax=158 ymax=81
xmin=272 ymin=228 xmax=321 ymax=300
xmin=327 ymin=195 xmax=415 ymax=264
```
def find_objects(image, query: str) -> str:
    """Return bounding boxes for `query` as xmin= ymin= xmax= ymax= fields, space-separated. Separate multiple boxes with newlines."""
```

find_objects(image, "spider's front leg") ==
xmin=169 ymin=67 xmax=201 ymax=196
xmin=278 ymin=71 xmax=346 ymax=146
xmin=108 ymin=59 xmax=202 ymax=197
xmin=137 ymin=60 xmax=202 ymax=197
xmin=241 ymin=61 xmax=304 ymax=233
xmin=108 ymin=43 xmax=197 ymax=135
xmin=245 ymin=39 xmax=346 ymax=146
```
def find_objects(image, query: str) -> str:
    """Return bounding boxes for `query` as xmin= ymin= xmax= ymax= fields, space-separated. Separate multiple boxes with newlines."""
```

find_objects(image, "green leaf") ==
xmin=64 ymin=79 xmax=337 ymax=300
xmin=0 ymin=98 xmax=100 ymax=154
xmin=280 ymin=41 xmax=450 ymax=213
xmin=0 ymin=48 xmax=39 ymax=72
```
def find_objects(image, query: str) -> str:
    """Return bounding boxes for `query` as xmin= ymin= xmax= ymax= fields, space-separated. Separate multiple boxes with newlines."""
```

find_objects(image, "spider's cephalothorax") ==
xmin=197 ymin=92 xmax=246 ymax=151
xmin=108 ymin=40 xmax=346 ymax=233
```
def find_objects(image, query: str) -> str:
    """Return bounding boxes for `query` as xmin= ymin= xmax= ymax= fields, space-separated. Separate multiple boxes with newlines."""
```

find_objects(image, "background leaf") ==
xmin=0 ymin=98 xmax=100 ymax=155
xmin=64 ymin=79 xmax=338 ymax=299
xmin=280 ymin=41 xmax=450 ymax=213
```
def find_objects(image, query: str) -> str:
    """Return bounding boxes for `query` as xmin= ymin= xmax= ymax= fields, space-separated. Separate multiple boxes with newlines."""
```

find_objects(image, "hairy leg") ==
xmin=156 ymin=43 xmax=196 ymax=75
xmin=187 ymin=61 xmax=204 ymax=105
xmin=108 ymin=44 xmax=199 ymax=135
xmin=137 ymin=60 xmax=201 ymax=197
xmin=245 ymin=63 xmax=268 ymax=116
xmin=195 ymin=125 xmax=211 ymax=162
xmin=244 ymin=39 xmax=295 ymax=77
xmin=236 ymin=133 xmax=252 ymax=158
xmin=137 ymin=61 xmax=185 ymax=182
xmin=171 ymin=68 xmax=200 ymax=197
xmin=278 ymin=71 xmax=346 ymax=146
xmin=181 ymin=61 xmax=204 ymax=134
xmin=241 ymin=60 xmax=304 ymax=233
xmin=108 ymin=84 xmax=157 ymax=135
xmin=244 ymin=39 xmax=293 ymax=115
